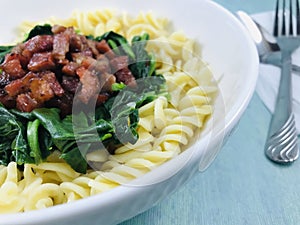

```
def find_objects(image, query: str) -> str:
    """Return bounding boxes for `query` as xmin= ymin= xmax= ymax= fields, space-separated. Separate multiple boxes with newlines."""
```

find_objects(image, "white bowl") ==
xmin=0 ymin=0 xmax=259 ymax=224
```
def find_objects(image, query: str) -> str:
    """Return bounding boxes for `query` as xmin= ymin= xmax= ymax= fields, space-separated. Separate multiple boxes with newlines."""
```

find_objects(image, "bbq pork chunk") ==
xmin=0 ymin=25 xmax=137 ymax=114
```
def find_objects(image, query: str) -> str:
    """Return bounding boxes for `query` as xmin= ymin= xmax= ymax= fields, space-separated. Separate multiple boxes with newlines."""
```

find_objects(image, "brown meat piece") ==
xmin=76 ymin=66 xmax=100 ymax=104
xmin=51 ymin=25 xmax=67 ymax=34
xmin=61 ymin=76 xmax=79 ymax=94
xmin=87 ymin=39 xmax=100 ymax=57
xmin=62 ymin=62 xmax=80 ymax=76
xmin=70 ymin=34 xmax=93 ymax=55
xmin=40 ymin=71 xmax=64 ymax=96
xmin=16 ymin=93 xmax=40 ymax=112
xmin=0 ymin=91 xmax=15 ymax=108
xmin=29 ymin=77 xmax=54 ymax=102
xmin=1 ymin=53 xmax=26 ymax=79
xmin=69 ymin=34 xmax=82 ymax=52
xmin=0 ymin=24 xmax=144 ymax=114
xmin=96 ymin=40 xmax=115 ymax=59
xmin=52 ymin=32 xmax=70 ymax=61
xmin=115 ymin=68 xmax=136 ymax=87
xmin=5 ymin=70 xmax=63 ymax=106
xmin=46 ymin=93 xmax=73 ymax=116
xmin=79 ymin=36 xmax=93 ymax=56
xmin=81 ymin=56 xmax=110 ymax=73
xmin=110 ymin=56 xmax=136 ymax=86
xmin=22 ymin=35 xmax=53 ymax=58
xmin=5 ymin=79 xmax=24 ymax=97
xmin=27 ymin=52 xmax=55 ymax=72
xmin=110 ymin=56 xmax=129 ymax=72
xmin=96 ymin=94 xmax=109 ymax=105
xmin=72 ymin=52 xmax=89 ymax=64
xmin=99 ymin=72 xmax=116 ymax=92
xmin=5 ymin=72 xmax=37 ymax=97
xmin=95 ymin=56 xmax=111 ymax=73
xmin=11 ymin=43 xmax=24 ymax=55
xmin=80 ymin=57 xmax=97 ymax=69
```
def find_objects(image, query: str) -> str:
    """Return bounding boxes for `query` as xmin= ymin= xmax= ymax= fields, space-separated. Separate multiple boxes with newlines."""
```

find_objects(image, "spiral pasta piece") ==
xmin=60 ymin=176 xmax=93 ymax=202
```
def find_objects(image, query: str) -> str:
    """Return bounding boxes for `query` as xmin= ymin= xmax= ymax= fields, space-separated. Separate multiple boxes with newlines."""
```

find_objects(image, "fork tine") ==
xmin=282 ymin=0 xmax=286 ymax=35
xmin=290 ymin=0 xmax=294 ymax=35
xmin=297 ymin=0 xmax=300 ymax=34
xmin=274 ymin=0 xmax=280 ymax=36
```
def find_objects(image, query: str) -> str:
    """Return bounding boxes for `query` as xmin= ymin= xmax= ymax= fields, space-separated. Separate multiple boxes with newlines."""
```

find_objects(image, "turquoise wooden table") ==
xmin=120 ymin=1 xmax=300 ymax=225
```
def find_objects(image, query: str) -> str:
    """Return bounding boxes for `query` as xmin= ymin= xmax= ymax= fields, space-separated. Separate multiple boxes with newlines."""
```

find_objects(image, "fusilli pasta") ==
xmin=0 ymin=9 xmax=217 ymax=212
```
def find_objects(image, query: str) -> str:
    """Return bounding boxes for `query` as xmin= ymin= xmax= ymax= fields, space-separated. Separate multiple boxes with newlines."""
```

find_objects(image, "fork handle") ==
xmin=268 ymin=50 xmax=293 ymax=132
xmin=265 ymin=50 xmax=298 ymax=162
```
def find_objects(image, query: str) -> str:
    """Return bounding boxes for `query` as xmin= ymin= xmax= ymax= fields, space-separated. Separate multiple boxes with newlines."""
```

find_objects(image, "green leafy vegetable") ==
xmin=129 ymin=33 xmax=155 ymax=79
xmin=111 ymin=82 xmax=126 ymax=91
xmin=99 ymin=31 xmax=136 ymax=59
xmin=0 ymin=45 xmax=14 ymax=63
xmin=0 ymin=104 xmax=33 ymax=165
xmin=32 ymin=109 xmax=88 ymax=173
xmin=27 ymin=119 xmax=52 ymax=164
xmin=60 ymin=145 xmax=88 ymax=173
xmin=24 ymin=24 xmax=53 ymax=41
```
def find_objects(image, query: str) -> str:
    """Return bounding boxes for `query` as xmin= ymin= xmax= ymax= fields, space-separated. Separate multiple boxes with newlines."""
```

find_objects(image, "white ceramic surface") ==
xmin=0 ymin=0 xmax=259 ymax=224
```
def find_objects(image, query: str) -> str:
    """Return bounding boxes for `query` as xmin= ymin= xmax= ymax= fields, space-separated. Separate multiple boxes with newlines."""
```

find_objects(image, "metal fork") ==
xmin=265 ymin=0 xmax=300 ymax=163
xmin=236 ymin=11 xmax=300 ymax=73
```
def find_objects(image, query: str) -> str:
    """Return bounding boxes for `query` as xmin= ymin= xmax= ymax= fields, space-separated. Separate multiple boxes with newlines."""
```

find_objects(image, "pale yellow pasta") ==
xmin=60 ymin=176 xmax=93 ymax=202
xmin=24 ymin=183 xmax=65 ymax=211
xmin=0 ymin=9 xmax=217 ymax=213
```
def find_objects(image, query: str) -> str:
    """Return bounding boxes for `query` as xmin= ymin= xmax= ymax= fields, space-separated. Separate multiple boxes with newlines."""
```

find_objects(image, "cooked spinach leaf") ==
xmin=60 ymin=145 xmax=88 ymax=173
xmin=129 ymin=33 xmax=155 ymax=79
xmin=0 ymin=45 xmax=14 ymax=64
xmin=24 ymin=24 xmax=53 ymax=41
xmin=27 ymin=119 xmax=42 ymax=163
xmin=0 ymin=104 xmax=33 ymax=165
xmin=32 ymin=109 xmax=88 ymax=173
xmin=99 ymin=31 xmax=136 ymax=59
